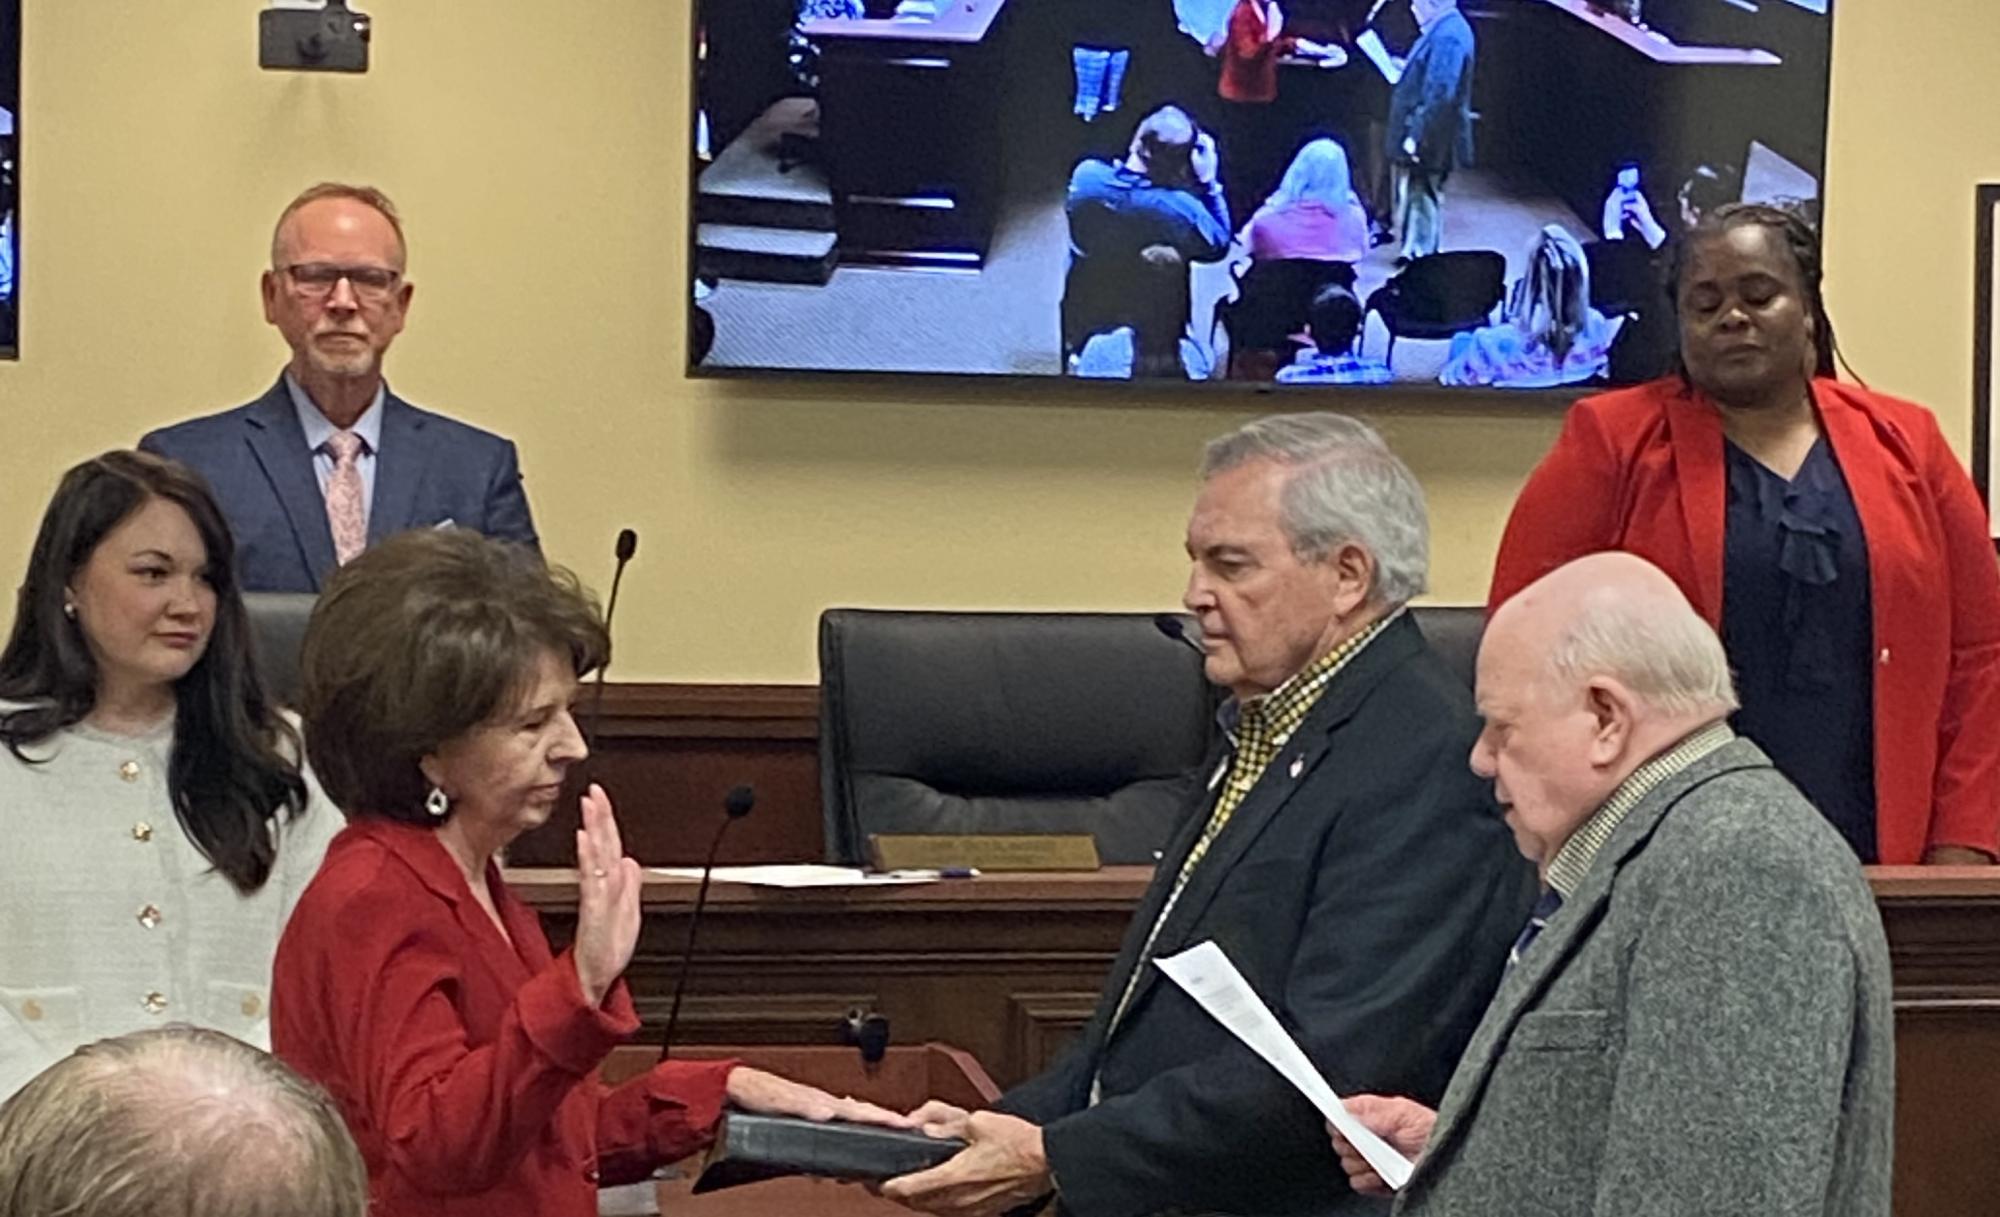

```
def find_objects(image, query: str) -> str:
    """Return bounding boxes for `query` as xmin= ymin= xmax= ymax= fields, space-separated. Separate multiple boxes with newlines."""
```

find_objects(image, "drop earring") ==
xmin=425 ymin=786 xmax=451 ymax=818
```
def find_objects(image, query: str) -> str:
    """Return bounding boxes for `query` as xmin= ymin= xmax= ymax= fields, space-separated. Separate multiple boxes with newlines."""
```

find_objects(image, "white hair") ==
xmin=1543 ymin=585 xmax=1739 ymax=719
xmin=1199 ymin=413 xmax=1430 ymax=606
xmin=1262 ymin=138 xmax=1360 ymax=215
xmin=0 ymin=1026 xmax=368 ymax=1217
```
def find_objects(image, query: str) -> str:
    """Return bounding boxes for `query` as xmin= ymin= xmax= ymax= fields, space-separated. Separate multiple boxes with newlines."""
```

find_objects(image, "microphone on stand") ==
xmin=582 ymin=529 xmax=639 ymax=762
xmin=659 ymin=784 xmax=756 ymax=1060
xmin=1153 ymin=612 xmax=1207 ymax=658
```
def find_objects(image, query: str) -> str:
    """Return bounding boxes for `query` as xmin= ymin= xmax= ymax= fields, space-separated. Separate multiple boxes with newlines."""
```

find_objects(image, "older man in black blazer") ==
xmin=883 ymin=413 xmax=1536 ymax=1217
xmin=140 ymin=183 xmax=537 ymax=593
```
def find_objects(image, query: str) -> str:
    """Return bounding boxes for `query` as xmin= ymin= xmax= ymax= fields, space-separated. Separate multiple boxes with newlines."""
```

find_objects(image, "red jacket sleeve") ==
xmin=1913 ymin=410 xmax=2000 ymax=854
xmin=354 ymin=922 xmax=636 ymax=1196
xmin=1225 ymin=4 xmax=1295 ymax=55
xmin=595 ymin=1056 xmax=740 ymax=1185
xmin=1226 ymin=4 xmax=1267 ymax=56
xmin=1489 ymin=402 xmax=1628 ymax=613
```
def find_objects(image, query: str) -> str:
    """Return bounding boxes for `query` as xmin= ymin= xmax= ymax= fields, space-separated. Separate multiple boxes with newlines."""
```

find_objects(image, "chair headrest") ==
xmin=242 ymin=592 xmax=317 ymax=709
xmin=819 ymin=609 xmax=1215 ymax=791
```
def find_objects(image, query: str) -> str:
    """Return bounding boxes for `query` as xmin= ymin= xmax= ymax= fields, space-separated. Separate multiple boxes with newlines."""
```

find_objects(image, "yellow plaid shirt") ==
xmin=1098 ymin=608 xmax=1405 ymax=1049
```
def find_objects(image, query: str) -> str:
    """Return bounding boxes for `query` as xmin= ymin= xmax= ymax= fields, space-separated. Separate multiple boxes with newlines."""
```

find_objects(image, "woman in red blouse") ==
xmin=1490 ymin=205 xmax=2000 ymax=865
xmin=1218 ymin=0 xmax=1293 ymax=105
xmin=272 ymin=530 xmax=907 ymax=1216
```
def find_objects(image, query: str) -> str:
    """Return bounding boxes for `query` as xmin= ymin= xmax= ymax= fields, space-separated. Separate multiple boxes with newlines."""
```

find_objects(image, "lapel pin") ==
xmin=1288 ymin=756 xmax=1305 ymax=780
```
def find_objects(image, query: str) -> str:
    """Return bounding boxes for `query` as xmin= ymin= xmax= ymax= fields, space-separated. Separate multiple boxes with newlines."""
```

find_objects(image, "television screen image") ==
xmin=1 ymin=0 xmax=17 ymax=357
xmin=690 ymin=0 xmax=1833 ymax=392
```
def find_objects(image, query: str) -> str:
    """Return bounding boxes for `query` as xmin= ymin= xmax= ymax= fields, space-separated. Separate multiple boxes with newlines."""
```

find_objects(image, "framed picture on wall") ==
xmin=1974 ymin=184 xmax=2000 ymax=545
xmin=687 ymin=0 xmax=1837 ymax=396
xmin=0 ymin=0 xmax=17 ymax=358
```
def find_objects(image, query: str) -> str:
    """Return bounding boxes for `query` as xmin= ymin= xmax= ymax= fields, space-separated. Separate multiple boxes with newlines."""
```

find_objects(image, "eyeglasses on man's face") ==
xmin=280 ymin=262 xmax=403 ymax=303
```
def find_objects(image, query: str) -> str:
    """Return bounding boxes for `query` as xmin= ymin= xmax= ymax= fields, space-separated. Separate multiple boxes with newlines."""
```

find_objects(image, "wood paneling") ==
xmin=1873 ymin=869 xmax=2000 ymax=1217
xmin=1004 ymin=990 xmax=1100 ymax=1081
xmin=510 ymin=683 xmax=822 ymax=867
xmin=512 ymin=867 xmax=1148 ymax=1089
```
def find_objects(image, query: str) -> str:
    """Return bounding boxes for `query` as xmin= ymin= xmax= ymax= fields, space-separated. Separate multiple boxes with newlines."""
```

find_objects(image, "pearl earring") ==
xmin=425 ymin=786 xmax=451 ymax=818
xmin=62 ymin=602 xmax=76 ymax=620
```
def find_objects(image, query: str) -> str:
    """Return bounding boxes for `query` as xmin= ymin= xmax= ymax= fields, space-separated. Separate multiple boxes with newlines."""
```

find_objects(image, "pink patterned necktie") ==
xmin=323 ymin=430 xmax=368 ymax=565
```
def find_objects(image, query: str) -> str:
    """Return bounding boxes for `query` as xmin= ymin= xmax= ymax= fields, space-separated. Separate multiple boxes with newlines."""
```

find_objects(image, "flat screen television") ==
xmin=688 ymin=0 xmax=1834 ymax=393
xmin=1 ymin=0 xmax=17 ymax=358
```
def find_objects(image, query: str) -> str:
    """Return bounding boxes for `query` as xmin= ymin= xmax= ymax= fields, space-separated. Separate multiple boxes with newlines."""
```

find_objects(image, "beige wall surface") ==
xmin=2 ymin=2 xmax=1996 ymax=681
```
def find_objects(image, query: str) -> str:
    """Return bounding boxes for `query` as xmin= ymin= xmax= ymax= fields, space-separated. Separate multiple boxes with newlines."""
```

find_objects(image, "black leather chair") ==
xmin=1060 ymin=255 xmax=1136 ymax=366
xmin=1410 ymin=604 xmax=1484 ymax=693
xmin=1214 ymin=258 xmax=1357 ymax=378
xmin=243 ymin=592 xmax=316 ymax=708
xmin=1364 ymin=250 xmax=1505 ymax=366
xmin=817 ymin=609 xmax=1219 ymax=865
xmin=1582 ymin=237 xmax=1657 ymax=318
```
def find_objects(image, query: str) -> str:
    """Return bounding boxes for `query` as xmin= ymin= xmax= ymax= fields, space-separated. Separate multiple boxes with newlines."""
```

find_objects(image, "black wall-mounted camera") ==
xmin=259 ymin=1 xmax=372 ymax=74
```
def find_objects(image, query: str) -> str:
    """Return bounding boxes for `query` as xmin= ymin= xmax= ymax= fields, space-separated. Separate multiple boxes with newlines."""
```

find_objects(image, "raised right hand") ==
xmin=572 ymin=783 xmax=643 ymax=1006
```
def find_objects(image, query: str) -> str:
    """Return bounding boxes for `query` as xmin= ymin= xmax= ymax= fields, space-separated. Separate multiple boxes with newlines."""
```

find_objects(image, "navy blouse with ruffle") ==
xmin=1721 ymin=435 xmax=1878 ymax=861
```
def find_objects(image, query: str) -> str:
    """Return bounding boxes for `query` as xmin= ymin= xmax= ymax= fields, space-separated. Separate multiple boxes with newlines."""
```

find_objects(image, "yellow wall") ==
xmin=3 ymin=2 xmax=1997 ymax=682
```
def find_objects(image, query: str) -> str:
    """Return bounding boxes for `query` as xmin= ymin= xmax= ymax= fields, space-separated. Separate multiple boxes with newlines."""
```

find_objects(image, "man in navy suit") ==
xmin=141 ymin=183 xmax=538 ymax=593
xmin=1386 ymin=0 xmax=1475 ymax=260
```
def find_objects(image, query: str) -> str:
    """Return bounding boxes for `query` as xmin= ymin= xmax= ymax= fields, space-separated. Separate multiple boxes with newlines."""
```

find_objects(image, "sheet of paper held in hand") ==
xmin=1154 ymin=941 xmax=1415 ymax=1191
xmin=1353 ymin=29 xmax=1402 ymax=85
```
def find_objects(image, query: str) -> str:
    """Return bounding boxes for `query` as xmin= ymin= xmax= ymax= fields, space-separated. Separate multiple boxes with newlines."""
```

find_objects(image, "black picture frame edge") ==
xmin=0 ymin=0 xmax=18 ymax=361
xmin=674 ymin=0 xmax=1596 ymax=411
xmin=687 ymin=354 xmax=1601 ymax=414
xmin=674 ymin=1 xmax=1828 ymax=415
xmin=1972 ymin=184 xmax=1999 ymax=548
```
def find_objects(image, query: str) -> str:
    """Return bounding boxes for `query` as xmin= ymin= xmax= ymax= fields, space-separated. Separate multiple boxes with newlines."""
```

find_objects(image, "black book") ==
xmin=691 ymin=1112 xmax=967 ymax=1193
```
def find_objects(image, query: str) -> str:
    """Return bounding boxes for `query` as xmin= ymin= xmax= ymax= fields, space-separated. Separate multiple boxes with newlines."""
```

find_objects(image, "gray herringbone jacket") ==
xmin=1395 ymin=737 xmax=1893 ymax=1217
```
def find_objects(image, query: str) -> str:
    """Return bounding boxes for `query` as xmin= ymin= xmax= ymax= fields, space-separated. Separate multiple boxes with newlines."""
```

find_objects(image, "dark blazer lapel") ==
xmin=1413 ymin=739 xmax=1776 ymax=1181
xmin=242 ymin=381 xmax=338 ymax=590
xmin=1665 ymin=390 xmax=1728 ymax=621
xmin=1133 ymin=741 xmax=1231 ymax=937
xmin=368 ymin=393 xmax=432 ymax=543
xmin=1115 ymin=616 xmax=1427 ymax=1021
xmin=1082 ymin=738 xmax=1229 ymax=1059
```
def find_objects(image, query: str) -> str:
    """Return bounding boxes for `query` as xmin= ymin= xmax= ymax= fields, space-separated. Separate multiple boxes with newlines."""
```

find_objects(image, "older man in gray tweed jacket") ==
xmin=1333 ymin=551 xmax=1894 ymax=1217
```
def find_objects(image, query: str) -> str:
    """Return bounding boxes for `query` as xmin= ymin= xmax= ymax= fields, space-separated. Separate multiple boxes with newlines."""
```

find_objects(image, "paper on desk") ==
xmin=596 ymin=1179 xmax=661 ymax=1216
xmin=1354 ymin=29 xmax=1402 ymax=85
xmin=1155 ymin=940 xmax=1415 ymax=1191
xmin=646 ymin=864 xmax=941 ymax=888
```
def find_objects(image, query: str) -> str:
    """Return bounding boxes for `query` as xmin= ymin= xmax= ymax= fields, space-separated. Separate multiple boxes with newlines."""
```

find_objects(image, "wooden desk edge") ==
xmin=1868 ymin=866 xmax=2000 ymax=901
xmin=1535 ymin=0 xmax=1783 ymax=66
xmin=801 ymin=0 xmax=1009 ymax=45
xmin=507 ymin=864 xmax=1156 ymax=908
xmin=507 ymin=864 xmax=2000 ymax=907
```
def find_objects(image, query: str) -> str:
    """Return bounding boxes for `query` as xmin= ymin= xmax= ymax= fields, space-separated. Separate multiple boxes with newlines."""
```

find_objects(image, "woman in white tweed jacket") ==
xmin=0 ymin=451 xmax=341 ymax=1099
